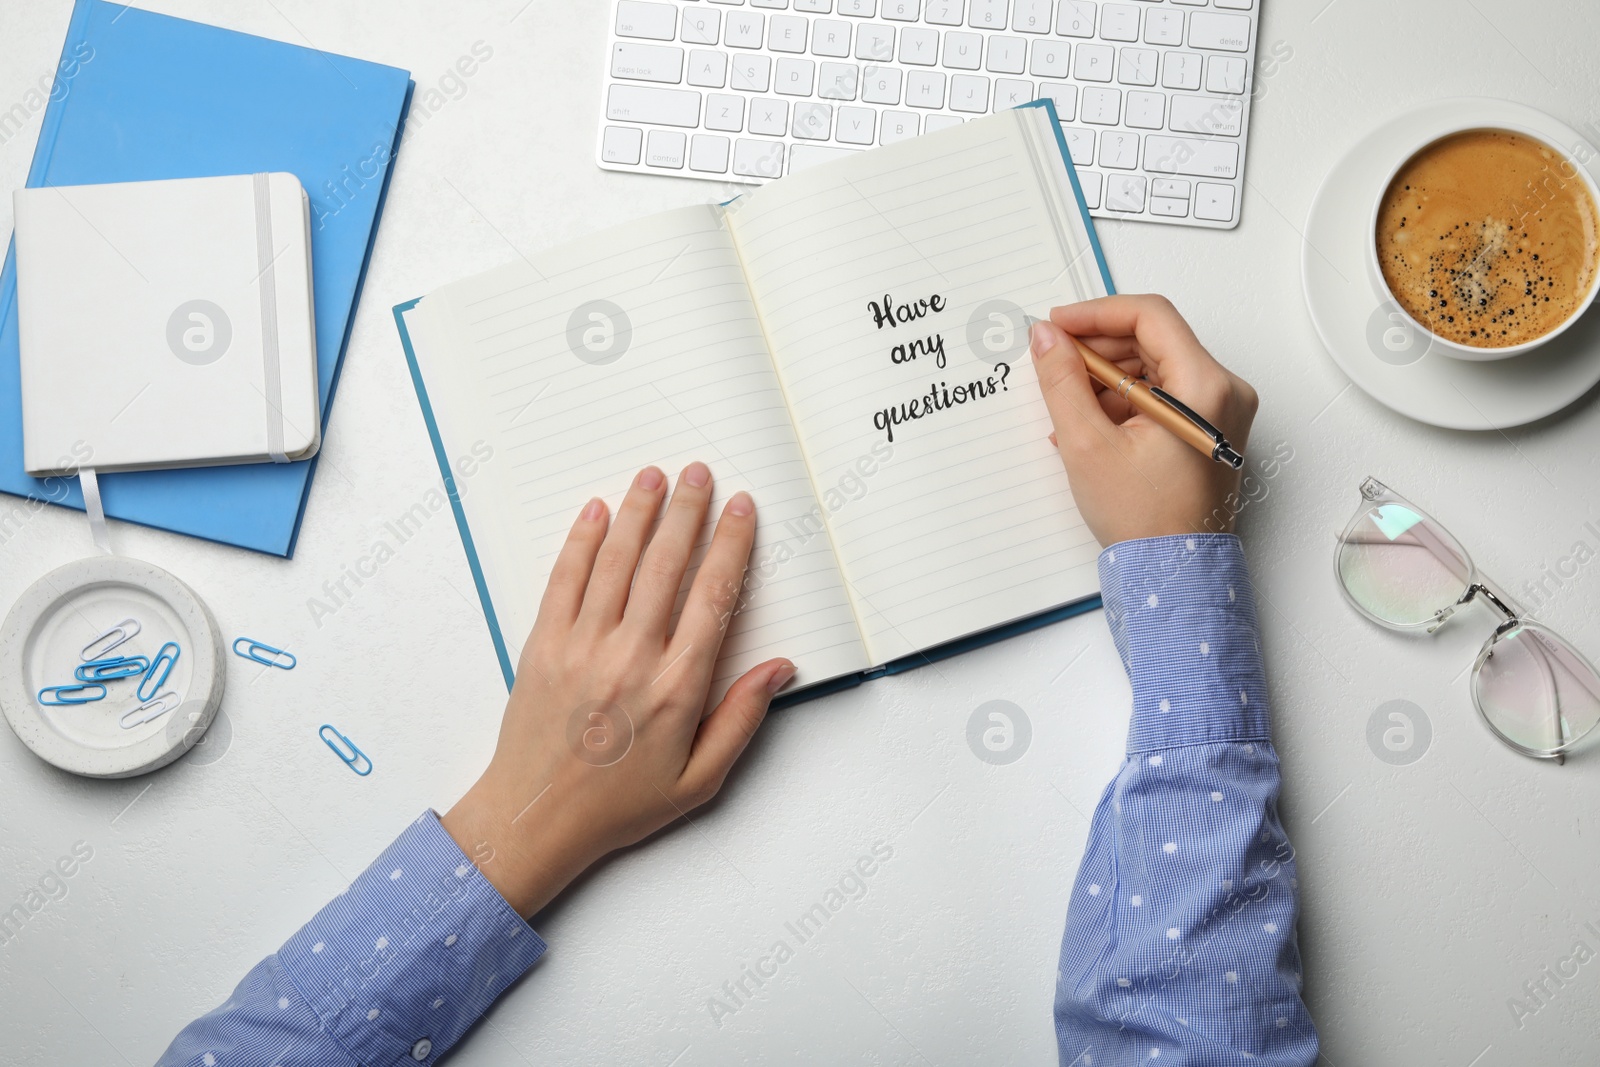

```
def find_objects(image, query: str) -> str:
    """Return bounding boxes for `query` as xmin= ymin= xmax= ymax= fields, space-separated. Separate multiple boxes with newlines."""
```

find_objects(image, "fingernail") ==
xmin=638 ymin=466 xmax=664 ymax=491
xmin=684 ymin=461 xmax=710 ymax=488
xmin=1030 ymin=320 xmax=1056 ymax=358
xmin=728 ymin=491 xmax=754 ymax=517
xmin=1048 ymin=432 xmax=1058 ymax=447
xmin=581 ymin=497 xmax=604 ymax=521
xmin=765 ymin=661 xmax=796 ymax=696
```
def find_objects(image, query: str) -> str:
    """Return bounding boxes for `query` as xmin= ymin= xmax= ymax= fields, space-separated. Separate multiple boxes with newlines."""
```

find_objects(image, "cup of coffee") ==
xmin=1369 ymin=125 xmax=1600 ymax=360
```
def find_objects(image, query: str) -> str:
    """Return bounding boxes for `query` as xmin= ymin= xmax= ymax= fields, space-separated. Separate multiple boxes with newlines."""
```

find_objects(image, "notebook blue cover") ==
xmin=394 ymin=99 xmax=1110 ymax=709
xmin=0 ymin=0 xmax=413 ymax=556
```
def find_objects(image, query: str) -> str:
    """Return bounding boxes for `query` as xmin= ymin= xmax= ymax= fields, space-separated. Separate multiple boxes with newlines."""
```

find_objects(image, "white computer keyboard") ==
xmin=597 ymin=0 xmax=1259 ymax=229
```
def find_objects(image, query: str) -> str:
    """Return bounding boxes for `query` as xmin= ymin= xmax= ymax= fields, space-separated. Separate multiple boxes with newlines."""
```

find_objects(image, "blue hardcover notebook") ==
xmin=0 ymin=0 xmax=412 ymax=556
xmin=395 ymin=101 xmax=1111 ymax=708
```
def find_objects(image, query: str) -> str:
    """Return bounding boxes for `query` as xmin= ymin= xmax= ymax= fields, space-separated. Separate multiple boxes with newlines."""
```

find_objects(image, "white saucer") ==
xmin=1301 ymin=97 xmax=1600 ymax=430
xmin=0 ymin=556 xmax=224 ymax=778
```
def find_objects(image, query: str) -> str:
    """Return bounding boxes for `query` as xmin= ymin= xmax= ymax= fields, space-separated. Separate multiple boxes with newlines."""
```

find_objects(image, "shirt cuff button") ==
xmin=411 ymin=1038 xmax=433 ymax=1060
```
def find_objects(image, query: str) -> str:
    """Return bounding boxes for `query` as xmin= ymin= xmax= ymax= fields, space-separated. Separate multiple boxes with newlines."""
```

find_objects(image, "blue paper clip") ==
xmin=319 ymin=725 xmax=373 ymax=776
xmin=233 ymin=637 xmax=296 ymax=670
xmin=75 ymin=656 xmax=150 ymax=682
xmin=38 ymin=683 xmax=108 ymax=706
xmin=137 ymin=642 xmax=181 ymax=702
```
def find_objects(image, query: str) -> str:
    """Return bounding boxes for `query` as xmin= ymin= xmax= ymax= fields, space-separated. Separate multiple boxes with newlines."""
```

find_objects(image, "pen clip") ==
xmin=1148 ymin=385 xmax=1244 ymax=469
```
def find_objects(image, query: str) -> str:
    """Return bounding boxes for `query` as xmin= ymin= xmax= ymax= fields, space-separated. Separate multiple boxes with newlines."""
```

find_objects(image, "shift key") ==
xmin=1143 ymin=135 xmax=1239 ymax=178
xmin=606 ymin=84 xmax=702 ymax=127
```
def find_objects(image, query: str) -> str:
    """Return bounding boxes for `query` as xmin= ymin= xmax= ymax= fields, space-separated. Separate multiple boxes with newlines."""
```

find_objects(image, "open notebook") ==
xmin=396 ymin=101 xmax=1114 ymax=707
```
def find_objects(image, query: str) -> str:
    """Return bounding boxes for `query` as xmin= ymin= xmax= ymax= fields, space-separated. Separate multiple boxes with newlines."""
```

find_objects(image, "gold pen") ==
xmin=1063 ymin=332 xmax=1244 ymax=470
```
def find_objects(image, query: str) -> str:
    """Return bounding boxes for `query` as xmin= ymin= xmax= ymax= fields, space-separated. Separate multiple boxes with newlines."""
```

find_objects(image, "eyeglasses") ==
xmin=1335 ymin=477 xmax=1600 ymax=763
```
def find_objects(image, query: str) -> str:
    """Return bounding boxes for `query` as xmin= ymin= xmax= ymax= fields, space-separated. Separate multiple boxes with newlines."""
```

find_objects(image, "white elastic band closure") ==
xmin=253 ymin=172 xmax=288 ymax=464
xmin=79 ymin=467 xmax=112 ymax=555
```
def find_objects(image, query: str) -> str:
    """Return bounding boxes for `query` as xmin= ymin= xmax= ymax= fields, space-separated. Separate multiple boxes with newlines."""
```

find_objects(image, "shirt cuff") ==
xmin=277 ymin=810 xmax=546 ymax=1065
xmin=1098 ymin=533 xmax=1272 ymax=753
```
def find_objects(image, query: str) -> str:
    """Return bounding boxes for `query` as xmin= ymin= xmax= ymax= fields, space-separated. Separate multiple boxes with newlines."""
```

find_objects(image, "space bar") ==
xmin=605 ymin=84 xmax=700 ymax=127
xmin=1143 ymin=135 xmax=1239 ymax=179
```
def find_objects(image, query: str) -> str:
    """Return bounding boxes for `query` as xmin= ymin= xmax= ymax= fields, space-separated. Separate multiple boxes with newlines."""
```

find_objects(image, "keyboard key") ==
xmin=1030 ymin=39 xmax=1070 ymax=78
xmin=705 ymin=93 xmax=746 ymax=130
xmin=731 ymin=53 xmax=772 ymax=90
xmin=882 ymin=0 xmax=920 ymax=19
xmin=1215 ymin=0 xmax=1255 ymax=8
xmin=770 ymin=14 xmax=808 ymax=51
xmin=943 ymin=31 xmax=983 ymax=70
xmin=688 ymin=49 xmax=729 ymax=86
xmin=1144 ymin=134 xmax=1239 ymax=177
xmin=734 ymin=137 xmax=786 ymax=176
xmin=1076 ymin=169 xmax=1103 ymax=208
xmin=1205 ymin=55 xmax=1248 ymax=94
xmin=900 ymin=26 xmax=939 ymax=64
xmin=690 ymin=133 xmax=731 ymax=172
xmin=1170 ymin=94 xmax=1242 ymax=136
xmin=1105 ymin=173 xmax=1146 ymax=212
xmin=906 ymin=70 xmax=946 ymax=107
xmin=1195 ymin=181 xmax=1236 ymax=221
xmin=880 ymin=110 xmax=919 ymax=143
xmin=682 ymin=8 xmax=721 ymax=44
xmin=1149 ymin=195 xmax=1189 ymax=217
xmin=795 ymin=0 xmax=833 ymax=10
xmin=611 ymin=43 xmax=685 ymax=83
xmin=1117 ymin=47 xmax=1157 ymax=85
xmin=812 ymin=19 xmax=853 ymax=56
xmin=752 ymin=0 xmax=791 ymax=7
xmin=856 ymin=24 xmax=895 ymax=60
xmin=838 ymin=0 xmax=876 ymax=13
xmin=1099 ymin=4 xmax=1140 ymax=42
xmin=749 ymin=97 xmax=790 ymax=133
xmin=1037 ymin=81 xmax=1076 ymax=120
xmin=646 ymin=129 xmax=687 ymax=168
xmin=792 ymin=101 xmax=833 ymax=137
xmin=1056 ymin=1 xmax=1096 ymax=37
xmin=727 ymin=12 xmax=765 ymax=47
xmin=1074 ymin=43 xmax=1113 ymax=82
xmin=1144 ymin=8 xmax=1183 ymax=45
xmin=995 ymin=78 xmax=1033 ymax=109
xmin=606 ymin=84 xmax=701 ymax=126
xmin=1188 ymin=11 xmax=1251 ymax=51
xmin=1170 ymin=0 xmax=1207 ymax=5
xmin=601 ymin=125 xmax=643 ymax=164
xmin=1080 ymin=85 xmax=1120 ymax=124
xmin=862 ymin=65 xmax=902 ymax=103
xmin=1151 ymin=177 xmax=1190 ymax=198
xmin=1162 ymin=51 xmax=1202 ymax=90
xmin=924 ymin=1 xmax=964 ymax=25
xmin=616 ymin=1 xmax=677 ymax=41
xmin=1063 ymin=126 xmax=1093 ymax=165
xmin=775 ymin=57 xmax=816 ymax=94
xmin=1012 ymin=0 xmax=1052 ymax=33
xmin=1100 ymin=129 xmax=1139 ymax=169
xmin=819 ymin=61 xmax=860 ymax=98
xmin=791 ymin=144 xmax=861 ymax=170
xmin=1125 ymin=89 xmax=1165 ymax=128
xmin=986 ymin=36 xmax=1026 ymax=74
xmin=836 ymin=105 xmax=877 ymax=142
xmin=950 ymin=74 xmax=990 ymax=112
xmin=925 ymin=113 xmax=965 ymax=131
xmin=969 ymin=0 xmax=1007 ymax=29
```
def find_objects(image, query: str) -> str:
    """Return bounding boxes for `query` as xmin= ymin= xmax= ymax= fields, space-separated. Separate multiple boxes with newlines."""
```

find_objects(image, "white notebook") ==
xmin=14 ymin=173 xmax=319 ymax=476
xmin=397 ymin=104 xmax=1113 ymax=704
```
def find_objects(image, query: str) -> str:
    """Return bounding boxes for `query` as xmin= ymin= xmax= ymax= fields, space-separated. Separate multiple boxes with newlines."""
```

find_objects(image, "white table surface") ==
xmin=4 ymin=2 xmax=1600 ymax=1064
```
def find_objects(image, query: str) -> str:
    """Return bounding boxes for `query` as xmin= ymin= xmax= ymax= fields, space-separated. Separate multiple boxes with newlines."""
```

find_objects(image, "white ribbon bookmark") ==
xmin=252 ymin=172 xmax=288 ymax=464
xmin=79 ymin=466 xmax=112 ymax=555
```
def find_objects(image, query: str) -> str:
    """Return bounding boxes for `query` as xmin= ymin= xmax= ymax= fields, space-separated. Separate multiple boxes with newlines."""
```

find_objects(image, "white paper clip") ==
xmin=82 ymin=618 xmax=142 ymax=662
xmin=120 ymin=691 xmax=180 ymax=730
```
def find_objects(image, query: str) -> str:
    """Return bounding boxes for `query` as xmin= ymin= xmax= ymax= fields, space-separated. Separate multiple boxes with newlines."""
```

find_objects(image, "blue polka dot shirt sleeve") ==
xmin=156 ymin=810 xmax=546 ymax=1066
xmin=1056 ymin=534 xmax=1319 ymax=1066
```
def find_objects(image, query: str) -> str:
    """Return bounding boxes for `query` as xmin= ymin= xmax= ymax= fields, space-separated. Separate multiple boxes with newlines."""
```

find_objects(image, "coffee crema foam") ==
xmin=1376 ymin=129 xmax=1600 ymax=348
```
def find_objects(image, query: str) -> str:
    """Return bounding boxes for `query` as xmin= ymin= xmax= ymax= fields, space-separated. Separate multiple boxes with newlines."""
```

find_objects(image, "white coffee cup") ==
xmin=1367 ymin=123 xmax=1600 ymax=361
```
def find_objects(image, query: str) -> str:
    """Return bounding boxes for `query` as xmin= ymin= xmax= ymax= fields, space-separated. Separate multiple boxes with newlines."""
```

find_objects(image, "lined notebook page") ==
xmin=727 ymin=108 xmax=1108 ymax=664
xmin=405 ymin=206 xmax=869 ymax=702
